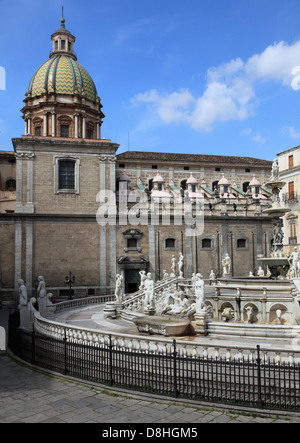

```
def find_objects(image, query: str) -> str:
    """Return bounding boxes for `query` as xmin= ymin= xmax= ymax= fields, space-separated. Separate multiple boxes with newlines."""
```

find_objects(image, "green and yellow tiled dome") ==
xmin=28 ymin=55 xmax=98 ymax=102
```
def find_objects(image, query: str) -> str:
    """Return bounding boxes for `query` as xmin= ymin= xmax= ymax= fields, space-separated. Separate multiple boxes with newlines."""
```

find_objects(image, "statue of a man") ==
xmin=37 ymin=276 xmax=47 ymax=317
xmin=171 ymin=255 xmax=176 ymax=276
xmin=17 ymin=279 xmax=27 ymax=310
xmin=144 ymin=273 xmax=154 ymax=308
xmin=289 ymin=247 xmax=300 ymax=279
xmin=270 ymin=158 xmax=279 ymax=181
xmin=222 ymin=253 xmax=231 ymax=276
xmin=195 ymin=274 xmax=205 ymax=313
xmin=115 ymin=274 xmax=124 ymax=303
xmin=209 ymin=270 xmax=216 ymax=286
xmin=17 ymin=279 xmax=28 ymax=329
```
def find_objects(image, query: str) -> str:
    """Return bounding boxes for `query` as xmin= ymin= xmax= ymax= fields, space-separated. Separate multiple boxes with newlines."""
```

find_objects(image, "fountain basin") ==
xmin=133 ymin=315 xmax=192 ymax=337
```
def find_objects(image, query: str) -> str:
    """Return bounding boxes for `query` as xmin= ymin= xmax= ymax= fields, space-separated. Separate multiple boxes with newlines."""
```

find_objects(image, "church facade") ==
xmin=0 ymin=17 xmax=274 ymax=306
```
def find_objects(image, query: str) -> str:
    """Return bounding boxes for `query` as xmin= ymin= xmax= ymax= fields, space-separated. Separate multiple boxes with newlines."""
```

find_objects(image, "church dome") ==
xmin=21 ymin=14 xmax=104 ymax=140
xmin=27 ymin=55 xmax=98 ymax=103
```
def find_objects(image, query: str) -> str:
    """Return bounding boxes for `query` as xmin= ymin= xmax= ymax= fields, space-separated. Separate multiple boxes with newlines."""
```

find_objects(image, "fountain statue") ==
xmin=260 ymin=158 xmax=291 ymax=279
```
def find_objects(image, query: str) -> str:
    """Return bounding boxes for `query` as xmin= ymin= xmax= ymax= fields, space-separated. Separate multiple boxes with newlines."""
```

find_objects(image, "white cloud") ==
xmin=131 ymin=40 xmax=300 ymax=132
xmin=282 ymin=126 xmax=300 ymax=139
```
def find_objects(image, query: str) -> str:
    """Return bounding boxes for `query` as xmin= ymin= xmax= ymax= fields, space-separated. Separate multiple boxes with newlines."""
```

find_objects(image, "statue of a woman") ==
xmin=115 ymin=274 xmax=124 ymax=303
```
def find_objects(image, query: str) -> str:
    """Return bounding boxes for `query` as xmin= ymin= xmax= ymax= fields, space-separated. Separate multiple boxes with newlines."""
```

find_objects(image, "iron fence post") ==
xmin=64 ymin=327 xmax=68 ymax=375
xmin=256 ymin=345 xmax=264 ymax=409
xmin=31 ymin=323 xmax=35 ymax=365
xmin=109 ymin=334 xmax=114 ymax=387
xmin=173 ymin=339 xmax=179 ymax=398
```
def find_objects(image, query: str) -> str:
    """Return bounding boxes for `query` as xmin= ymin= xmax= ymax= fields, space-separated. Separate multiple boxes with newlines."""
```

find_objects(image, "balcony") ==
xmin=282 ymin=192 xmax=299 ymax=206
xmin=289 ymin=236 xmax=298 ymax=245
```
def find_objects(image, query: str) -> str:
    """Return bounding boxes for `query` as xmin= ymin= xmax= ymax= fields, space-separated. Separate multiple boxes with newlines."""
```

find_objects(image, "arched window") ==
xmin=5 ymin=179 xmax=16 ymax=191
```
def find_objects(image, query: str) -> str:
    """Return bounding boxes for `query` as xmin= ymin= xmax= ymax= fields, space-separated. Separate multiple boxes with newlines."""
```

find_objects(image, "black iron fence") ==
xmin=7 ymin=314 xmax=300 ymax=412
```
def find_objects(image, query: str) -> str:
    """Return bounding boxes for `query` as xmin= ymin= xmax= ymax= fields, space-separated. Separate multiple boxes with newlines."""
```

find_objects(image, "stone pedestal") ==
xmin=115 ymin=302 xmax=124 ymax=318
xmin=103 ymin=302 xmax=117 ymax=319
xmin=192 ymin=310 xmax=209 ymax=336
xmin=144 ymin=306 xmax=156 ymax=316
xmin=103 ymin=301 xmax=124 ymax=319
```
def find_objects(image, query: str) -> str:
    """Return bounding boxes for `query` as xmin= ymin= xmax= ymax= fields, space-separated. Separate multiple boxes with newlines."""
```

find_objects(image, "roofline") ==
xmin=277 ymin=145 xmax=300 ymax=156
xmin=116 ymin=150 xmax=272 ymax=167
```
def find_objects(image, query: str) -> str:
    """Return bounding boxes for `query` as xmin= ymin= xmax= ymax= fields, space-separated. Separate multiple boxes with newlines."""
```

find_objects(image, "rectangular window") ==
xmin=60 ymin=125 xmax=69 ymax=138
xmin=35 ymin=126 xmax=42 ymax=136
xmin=289 ymin=155 xmax=294 ymax=169
xmin=184 ymin=166 xmax=190 ymax=171
xmin=289 ymin=181 xmax=295 ymax=200
xmin=289 ymin=223 xmax=297 ymax=245
xmin=59 ymin=160 xmax=75 ymax=190
xmin=61 ymin=40 xmax=66 ymax=50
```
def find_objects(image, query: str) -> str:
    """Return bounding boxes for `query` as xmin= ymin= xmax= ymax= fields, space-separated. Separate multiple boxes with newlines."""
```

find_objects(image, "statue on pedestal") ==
xmin=289 ymin=247 xmax=300 ymax=279
xmin=209 ymin=270 xmax=216 ymax=286
xmin=115 ymin=274 xmax=124 ymax=303
xmin=170 ymin=255 xmax=176 ymax=277
xmin=195 ymin=274 xmax=205 ymax=313
xmin=144 ymin=273 xmax=155 ymax=310
xmin=37 ymin=276 xmax=47 ymax=317
xmin=17 ymin=279 xmax=28 ymax=329
xmin=139 ymin=270 xmax=147 ymax=290
xmin=222 ymin=253 xmax=231 ymax=276
xmin=270 ymin=158 xmax=280 ymax=182
xmin=178 ymin=252 xmax=184 ymax=278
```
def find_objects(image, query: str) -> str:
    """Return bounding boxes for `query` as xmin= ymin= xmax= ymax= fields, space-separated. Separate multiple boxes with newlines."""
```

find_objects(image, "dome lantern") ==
xmin=50 ymin=11 xmax=76 ymax=60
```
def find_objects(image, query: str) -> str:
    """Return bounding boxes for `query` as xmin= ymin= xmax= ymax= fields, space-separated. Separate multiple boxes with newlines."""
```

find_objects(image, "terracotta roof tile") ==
xmin=117 ymin=151 xmax=272 ymax=167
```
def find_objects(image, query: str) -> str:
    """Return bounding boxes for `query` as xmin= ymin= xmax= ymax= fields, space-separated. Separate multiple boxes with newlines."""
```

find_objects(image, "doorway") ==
xmin=125 ymin=269 xmax=140 ymax=294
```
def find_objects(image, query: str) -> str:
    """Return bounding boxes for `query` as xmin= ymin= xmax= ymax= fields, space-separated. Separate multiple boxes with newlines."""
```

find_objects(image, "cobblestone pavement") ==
xmin=1 ymin=354 xmax=300 ymax=424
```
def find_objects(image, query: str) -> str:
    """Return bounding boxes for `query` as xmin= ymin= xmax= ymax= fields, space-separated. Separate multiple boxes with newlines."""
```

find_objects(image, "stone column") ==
xmin=222 ymin=223 xmax=229 ymax=260
xmin=109 ymin=156 xmax=116 ymax=192
xmin=99 ymin=155 xmax=107 ymax=191
xmin=82 ymin=116 xmax=86 ymax=139
xmin=149 ymin=224 xmax=156 ymax=278
xmin=185 ymin=228 xmax=193 ymax=278
xmin=43 ymin=112 xmax=48 ymax=137
xmin=51 ymin=112 xmax=56 ymax=137
xmin=110 ymin=225 xmax=117 ymax=294
xmin=14 ymin=221 xmax=22 ymax=294
xmin=100 ymin=225 xmax=107 ymax=295
xmin=25 ymin=153 xmax=35 ymax=213
xmin=99 ymin=155 xmax=107 ymax=295
xmin=96 ymin=122 xmax=101 ymax=140
xmin=26 ymin=220 xmax=34 ymax=298
xmin=75 ymin=114 xmax=79 ymax=138
xmin=27 ymin=118 xmax=31 ymax=136
xmin=14 ymin=153 xmax=24 ymax=213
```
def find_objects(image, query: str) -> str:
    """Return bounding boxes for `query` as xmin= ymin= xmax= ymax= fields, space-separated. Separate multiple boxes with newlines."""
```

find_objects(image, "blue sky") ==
xmin=1 ymin=0 xmax=300 ymax=160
